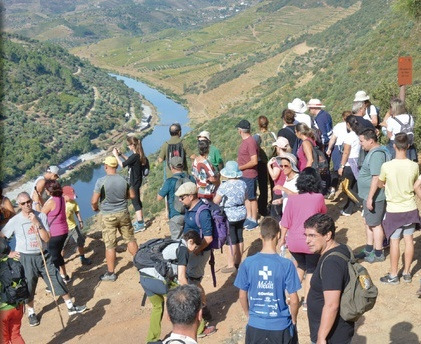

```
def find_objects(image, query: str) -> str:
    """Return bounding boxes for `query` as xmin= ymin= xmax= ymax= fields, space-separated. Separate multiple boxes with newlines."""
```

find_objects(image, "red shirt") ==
xmin=237 ymin=136 xmax=259 ymax=178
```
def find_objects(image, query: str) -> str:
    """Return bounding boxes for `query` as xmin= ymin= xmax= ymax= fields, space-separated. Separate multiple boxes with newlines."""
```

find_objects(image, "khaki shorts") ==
xmin=101 ymin=210 xmax=136 ymax=249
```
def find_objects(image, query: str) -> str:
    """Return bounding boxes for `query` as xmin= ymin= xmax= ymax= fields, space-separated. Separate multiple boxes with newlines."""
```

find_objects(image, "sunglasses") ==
xmin=20 ymin=200 xmax=32 ymax=206
xmin=179 ymin=195 xmax=189 ymax=201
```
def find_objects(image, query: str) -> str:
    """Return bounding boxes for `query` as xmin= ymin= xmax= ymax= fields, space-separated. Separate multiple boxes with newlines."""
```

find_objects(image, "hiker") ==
xmin=355 ymin=128 xmax=390 ymax=263
xmin=234 ymin=217 xmax=300 ymax=344
xmin=157 ymin=157 xmax=195 ymax=239
xmin=354 ymin=90 xmax=380 ymax=127
xmin=137 ymin=231 xmax=214 ymax=343
xmin=280 ymin=167 xmax=327 ymax=311
xmin=0 ymin=184 xmax=16 ymax=250
xmin=277 ymin=109 xmax=298 ymax=154
xmin=326 ymin=111 xmax=352 ymax=200
xmin=378 ymin=133 xmax=420 ymax=284
xmin=287 ymin=98 xmax=312 ymax=128
xmin=236 ymin=119 xmax=259 ymax=230
xmin=158 ymin=123 xmax=189 ymax=178
xmin=307 ymin=98 xmax=333 ymax=151
xmin=174 ymin=181 xmax=214 ymax=331
xmin=273 ymin=153 xmax=299 ymax=213
xmin=41 ymin=180 xmax=70 ymax=283
xmin=196 ymin=131 xmax=224 ymax=173
xmin=213 ymin=161 xmax=247 ymax=273
xmin=1 ymin=192 xmax=86 ymax=327
xmin=113 ymin=136 xmax=149 ymax=232
xmin=0 ymin=237 xmax=25 ymax=344
xmin=31 ymin=166 xmax=60 ymax=211
xmin=191 ymin=139 xmax=219 ymax=200
xmin=351 ymin=101 xmax=376 ymax=129
xmin=164 ymin=284 xmax=205 ymax=344
xmin=295 ymin=123 xmax=315 ymax=171
xmin=62 ymin=186 xmax=92 ymax=266
xmin=91 ymin=156 xmax=138 ymax=282
xmin=304 ymin=213 xmax=355 ymax=343
xmin=386 ymin=98 xmax=417 ymax=161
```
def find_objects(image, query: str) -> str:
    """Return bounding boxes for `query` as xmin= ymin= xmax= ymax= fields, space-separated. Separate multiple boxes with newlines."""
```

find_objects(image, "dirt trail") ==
xmin=20 ymin=193 xmax=421 ymax=344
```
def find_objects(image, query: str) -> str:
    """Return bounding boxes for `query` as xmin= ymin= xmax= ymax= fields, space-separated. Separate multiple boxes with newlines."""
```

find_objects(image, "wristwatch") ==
xmin=340 ymin=165 xmax=345 ymax=169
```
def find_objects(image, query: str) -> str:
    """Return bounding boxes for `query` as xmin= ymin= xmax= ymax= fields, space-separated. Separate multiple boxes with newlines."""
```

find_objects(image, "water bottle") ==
xmin=279 ymin=245 xmax=287 ymax=258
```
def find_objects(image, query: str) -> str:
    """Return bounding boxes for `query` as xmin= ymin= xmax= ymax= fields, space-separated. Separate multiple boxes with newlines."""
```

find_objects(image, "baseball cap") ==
xmin=62 ymin=186 xmax=76 ymax=200
xmin=47 ymin=166 xmax=60 ymax=176
xmin=103 ymin=156 xmax=118 ymax=168
xmin=170 ymin=156 xmax=184 ymax=169
xmin=197 ymin=131 xmax=211 ymax=141
xmin=174 ymin=182 xmax=197 ymax=197
xmin=235 ymin=119 xmax=251 ymax=130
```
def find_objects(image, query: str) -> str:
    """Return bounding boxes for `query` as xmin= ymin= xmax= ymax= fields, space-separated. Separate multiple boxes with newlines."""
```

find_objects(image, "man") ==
xmin=378 ymin=133 xmax=420 ymax=284
xmin=174 ymin=182 xmax=216 ymax=337
xmin=163 ymin=284 xmax=204 ymax=344
xmin=356 ymin=128 xmax=390 ymax=263
xmin=287 ymin=98 xmax=312 ymax=128
xmin=236 ymin=119 xmax=259 ymax=230
xmin=1 ymin=192 xmax=86 ymax=327
xmin=234 ymin=217 xmax=300 ymax=344
xmin=196 ymin=131 xmax=224 ymax=173
xmin=305 ymin=213 xmax=354 ymax=344
xmin=158 ymin=123 xmax=189 ymax=178
xmin=31 ymin=166 xmax=60 ymax=211
xmin=351 ymin=101 xmax=375 ymax=129
xmin=91 ymin=156 xmax=138 ymax=281
xmin=307 ymin=99 xmax=333 ymax=150
xmin=157 ymin=157 xmax=195 ymax=239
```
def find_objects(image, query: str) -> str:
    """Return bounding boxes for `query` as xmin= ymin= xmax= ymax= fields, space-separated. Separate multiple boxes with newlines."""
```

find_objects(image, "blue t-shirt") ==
xmin=183 ymin=200 xmax=213 ymax=251
xmin=216 ymin=179 xmax=247 ymax=222
xmin=158 ymin=172 xmax=195 ymax=218
xmin=234 ymin=253 xmax=301 ymax=331
xmin=314 ymin=110 xmax=333 ymax=145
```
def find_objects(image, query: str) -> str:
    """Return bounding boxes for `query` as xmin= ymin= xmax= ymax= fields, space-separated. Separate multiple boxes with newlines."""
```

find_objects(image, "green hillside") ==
xmin=0 ymin=34 xmax=145 ymax=182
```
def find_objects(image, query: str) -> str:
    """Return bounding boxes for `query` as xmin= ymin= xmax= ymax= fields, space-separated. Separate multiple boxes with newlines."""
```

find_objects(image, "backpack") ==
xmin=392 ymin=115 xmax=414 ymax=145
xmin=173 ymin=174 xmax=192 ymax=214
xmin=167 ymin=141 xmax=185 ymax=169
xmin=0 ymin=258 xmax=30 ymax=305
xmin=256 ymin=132 xmax=276 ymax=160
xmin=320 ymin=246 xmax=378 ymax=322
xmin=367 ymin=105 xmax=381 ymax=128
xmin=134 ymin=238 xmax=183 ymax=281
xmin=311 ymin=143 xmax=329 ymax=175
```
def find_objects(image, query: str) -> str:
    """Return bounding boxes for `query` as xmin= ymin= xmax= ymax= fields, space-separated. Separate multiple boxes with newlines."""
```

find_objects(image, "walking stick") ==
xmin=35 ymin=227 xmax=66 ymax=329
xmin=163 ymin=161 xmax=169 ymax=218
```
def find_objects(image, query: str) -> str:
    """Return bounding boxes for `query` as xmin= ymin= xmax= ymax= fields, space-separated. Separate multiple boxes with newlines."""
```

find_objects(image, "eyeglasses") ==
xmin=19 ymin=200 xmax=32 ymax=206
xmin=179 ymin=195 xmax=189 ymax=201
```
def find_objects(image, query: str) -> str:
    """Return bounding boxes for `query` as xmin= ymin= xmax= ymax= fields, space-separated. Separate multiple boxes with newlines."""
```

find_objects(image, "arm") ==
xmin=378 ymin=179 xmax=385 ymax=189
xmin=289 ymin=292 xmax=299 ymax=325
xmin=213 ymin=194 xmax=222 ymax=205
xmin=267 ymin=157 xmax=281 ymax=181
xmin=194 ymin=236 xmax=212 ymax=254
xmin=112 ymin=148 xmax=125 ymax=168
xmin=75 ymin=210 xmax=84 ymax=229
xmin=338 ymin=143 xmax=351 ymax=176
xmin=414 ymin=177 xmax=421 ymax=200
xmin=303 ymin=141 xmax=314 ymax=167
xmin=41 ymin=198 xmax=55 ymax=215
xmin=316 ymin=290 xmax=342 ymax=344
xmin=91 ymin=192 xmax=100 ymax=212
xmin=326 ymin=134 xmax=337 ymax=157
xmin=279 ymin=225 xmax=288 ymax=247
xmin=370 ymin=114 xmax=379 ymax=127
xmin=28 ymin=212 xmax=50 ymax=243
xmin=238 ymin=289 xmax=249 ymax=318
xmin=177 ymin=265 xmax=188 ymax=285
xmin=33 ymin=179 xmax=46 ymax=211
xmin=366 ymin=175 xmax=380 ymax=211
xmin=239 ymin=155 xmax=258 ymax=171
xmin=128 ymin=187 xmax=135 ymax=199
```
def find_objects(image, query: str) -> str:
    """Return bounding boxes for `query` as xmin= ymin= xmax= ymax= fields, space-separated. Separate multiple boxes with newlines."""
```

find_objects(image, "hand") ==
xmin=338 ymin=167 xmax=343 ymax=176
xmin=79 ymin=221 xmax=84 ymax=230
xmin=326 ymin=149 xmax=331 ymax=157
xmin=112 ymin=148 xmax=119 ymax=157
xmin=8 ymin=251 xmax=20 ymax=259
xmin=366 ymin=198 xmax=373 ymax=211
xmin=28 ymin=212 xmax=40 ymax=227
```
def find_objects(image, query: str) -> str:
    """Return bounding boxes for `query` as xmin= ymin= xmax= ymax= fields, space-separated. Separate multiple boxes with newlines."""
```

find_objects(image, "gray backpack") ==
xmin=392 ymin=115 xmax=414 ymax=145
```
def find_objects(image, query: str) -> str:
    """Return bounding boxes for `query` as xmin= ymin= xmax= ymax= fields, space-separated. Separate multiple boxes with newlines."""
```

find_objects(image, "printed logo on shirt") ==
xmin=258 ymin=266 xmax=274 ymax=289
xmin=259 ymin=266 xmax=272 ymax=280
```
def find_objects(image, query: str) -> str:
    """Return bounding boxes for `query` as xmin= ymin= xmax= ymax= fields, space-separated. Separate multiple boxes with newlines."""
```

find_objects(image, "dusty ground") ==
xmin=20 ymin=192 xmax=421 ymax=344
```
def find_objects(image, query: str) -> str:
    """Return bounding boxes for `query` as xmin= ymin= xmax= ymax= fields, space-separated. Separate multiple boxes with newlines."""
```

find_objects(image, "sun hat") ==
xmin=354 ymin=90 xmax=370 ymax=102
xmin=235 ymin=119 xmax=251 ymax=130
xmin=47 ymin=166 xmax=60 ymax=176
xmin=307 ymin=99 xmax=326 ymax=108
xmin=174 ymin=182 xmax=198 ymax=197
xmin=288 ymin=98 xmax=308 ymax=113
xmin=62 ymin=186 xmax=76 ymax=200
xmin=277 ymin=153 xmax=299 ymax=173
xmin=272 ymin=137 xmax=290 ymax=149
xmin=170 ymin=156 xmax=184 ymax=169
xmin=103 ymin=156 xmax=118 ymax=168
xmin=220 ymin=161 xmax=243 ymax=179
xmin=197 ymin=131 xmax=211 ymax=141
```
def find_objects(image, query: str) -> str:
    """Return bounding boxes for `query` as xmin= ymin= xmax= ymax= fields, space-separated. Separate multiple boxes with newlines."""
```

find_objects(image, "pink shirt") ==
xmin=237 ymin=136 xmax=259 ymax=178
xmin=297 ymin=139 xmax=315 ymax=171
xmin=47 ymin=196 xmax=69 ymax=237
xmin=280 ymin=193 xmax=327 ymax=254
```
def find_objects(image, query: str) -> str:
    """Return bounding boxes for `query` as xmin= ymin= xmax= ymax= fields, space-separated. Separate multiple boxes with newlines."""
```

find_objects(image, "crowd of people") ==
xmin=1 ymin=91 xmax=420 ymax=344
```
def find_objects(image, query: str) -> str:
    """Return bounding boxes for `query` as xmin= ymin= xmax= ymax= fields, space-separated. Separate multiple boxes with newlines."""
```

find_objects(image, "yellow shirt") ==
xmin=65 ymin=200 xmax=80 ymax=230
xmin=379 ymin=159 xmax=419 ymax=213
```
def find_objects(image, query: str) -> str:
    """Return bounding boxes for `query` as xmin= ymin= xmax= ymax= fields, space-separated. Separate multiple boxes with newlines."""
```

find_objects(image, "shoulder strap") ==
xmin=319 ymin=245 xmax=353 ymax=279
xmin=285 ymin=126 xmax=295 ymax=135
xmin=194 ymin=204 xmax=209 ymax=235
xmin=392 ymin=116 xmax=404 ymax=126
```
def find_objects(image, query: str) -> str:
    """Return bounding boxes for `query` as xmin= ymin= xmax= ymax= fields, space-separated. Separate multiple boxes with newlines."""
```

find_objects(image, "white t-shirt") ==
xmin=282 ymin=174 xmax=299 ymax=212
xmin=332 ymin=122 xmax=348 ymax=146
xmin=294 ymin=112 xmax=312 ymax=128
xmin=386 ymin=114 xmax=413 ymax=140
xmin=363 ymin=105 xmax=379 ymax=123
xmin=163 ymin=333 xmax=197 ymax=344
xmin=343 ymin=131 xmax=360 ymax=165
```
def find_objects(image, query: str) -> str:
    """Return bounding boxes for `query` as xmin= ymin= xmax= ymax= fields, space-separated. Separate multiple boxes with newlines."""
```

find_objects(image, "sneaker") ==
xmin=382 ymin=238 xmax=389 ymax=249
xmin=327 ymin=188 xmax=336 ymax=200
xmin=365 ymin=252 xmax=385 ymax=263
xmin=245 ymin=220 xmax=258 ymax=231
xmin=45 ymin=286 xmax=51 ymax=293
xmin=243 ymin=218 xmax=252 ymax=229
xmin=197 ymin=325 xmax=217 ymax=338
xmin=100 ymin=272 xmax=117 ymax=282
xmin=62 ymin=275 xmax=71 ymax=284
xmin=80 ymin=257 xmax=92 ymax=265
xmin=355 ymin=248 xmax=370 ymax=260
xmin=402 ymin=274 xmax=412 ymax=283
xmin=380 ymin=273 xmax=399 ymax=285
xmin=68 ymin=305 xmax=87 ymax=315
xmin=28 ymin=313 xmax=40 ymax=327
xmin=134 ymin=221 xmax=146 ymax=233
xmin=340 ymin=210 xmax=351 ymax=217
xmin=302 ymin=301 xmax=307 ymax=311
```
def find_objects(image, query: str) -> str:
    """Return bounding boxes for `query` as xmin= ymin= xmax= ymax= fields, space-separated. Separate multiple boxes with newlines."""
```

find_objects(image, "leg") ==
xmin=146 ymin=294 xmax=165 ymax=343
xmin=127 ymin=241 xmax=138 ymax=256
xmin=131 ymin=183 xmax=144 ymax=222
xmin=389 ymin=238 xmax=400 ymax=277
xmin=372 ymin=225 xmax=384 ymax=251
xmin=105 ymin=248 xmax=116 ymax=273
xmin=10 ymin=304 xmax=25 ymax=344
xmin=365 ymin=224 xmax=374 ymax=246
xmin=119 ymin=210 xmax=138 ymax=257
xmin=250 ymin=200 xmax=258 ymax=222
xmin=402 ymin=232 xmax=414 ymax=275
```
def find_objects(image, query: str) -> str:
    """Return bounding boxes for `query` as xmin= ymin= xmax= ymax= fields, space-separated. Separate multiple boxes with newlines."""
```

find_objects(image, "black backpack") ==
xmin=167 ymin=141 xmax=185 ymax=169
xmin=0 ymin=258 xmax=30 ymax=305
xmin=134 ymin=238 xmax=182 ymax=281
xmin=311 ymin=144 xmax=329 ymax=175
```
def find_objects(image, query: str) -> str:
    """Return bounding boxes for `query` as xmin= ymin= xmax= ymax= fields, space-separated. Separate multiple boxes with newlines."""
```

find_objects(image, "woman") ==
xmin=386 ymin=98 xmax=417 ymax=161
xmin=192 ymin=140 xmax=219 ymax=200
xmin=338 ymin=115 xmax=362 ymax=216
xmin=214 ymin=161 xmax=247 ymax=273
xmin=295 ymin=123 xmax=315 ymax=171
xmin=280 ymin=167 xmax=327 ymax=310
xmin=274 ymin=153 xmax=299 ymax=213
xmin=113 ymin=136 xmax=148 ymax=232
xmin=41 ymin=180 xmax=70 ymax=283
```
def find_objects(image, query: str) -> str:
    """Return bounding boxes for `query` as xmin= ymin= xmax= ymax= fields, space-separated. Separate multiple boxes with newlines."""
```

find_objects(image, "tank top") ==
xmin=47 ymin=196 xmax=69 ymax=237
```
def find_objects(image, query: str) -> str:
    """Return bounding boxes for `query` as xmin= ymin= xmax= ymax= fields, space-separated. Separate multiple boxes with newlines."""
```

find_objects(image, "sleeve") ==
xmin=93 ymin=178 xmax=103 ymax=194
xmin=74 ymin=202 xmax=80 ymax=213
xmin=158 ymin=179 xmax=171 ymax=198
xmin=216 ymin=183 xmax=226 ymax=197
xmin=1 ymin=218 xmax=15 ymax=238
xmin=159 ymin=142 xmax=167 ymax=161
xmin=369 ymin=151 xmax=386 ymax=176
xmin=280 ymin=198 xmax=293 ymax=228
xmin=176 ymin=245 xmax=190 ymax=266
xmin=122 ymin=153 xmax=137 ymax=168
xmin=214 ymin=147 xmax=223 ymax=165
xmin=247 ymin=139 xmax=258 ymax=157
xmin=198 ymin=209 xmax=213 ymax=237
xmin=285 ymin=260 xmax=302 ymax=294
xmin=386 ymin=118 xmax=394 ymax=133
xmin=321 ymin=257 xmax=347 ymax=291
xmin=234 ymin=262 xmax=249 ymax=291
xmin=378 ymin=164 xmax=386 ymax=182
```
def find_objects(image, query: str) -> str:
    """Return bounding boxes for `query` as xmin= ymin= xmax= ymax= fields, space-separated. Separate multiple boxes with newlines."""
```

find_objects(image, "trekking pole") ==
xmin=163 ymin=161 xmax=169 ymax=218
xmin=35 ymin=228 xmax=66 ymax=329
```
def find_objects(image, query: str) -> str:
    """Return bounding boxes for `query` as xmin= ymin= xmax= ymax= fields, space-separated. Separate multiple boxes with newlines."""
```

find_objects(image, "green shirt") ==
xmin=208 ymin=145 xmax=224 ymax=172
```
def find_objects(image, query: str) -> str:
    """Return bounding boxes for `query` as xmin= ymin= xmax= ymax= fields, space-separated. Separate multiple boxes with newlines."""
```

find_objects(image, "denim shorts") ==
xmin=390 ymin=225 xmax=415 ymax=239
xmin=241 ymin=177 xmax=257 ymax=201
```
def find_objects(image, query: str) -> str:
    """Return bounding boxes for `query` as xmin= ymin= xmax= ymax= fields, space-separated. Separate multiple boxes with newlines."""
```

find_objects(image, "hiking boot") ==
xmin=365 ymin=252 xmax=385 ymax=263
xmin=134 ymin=221 xmax=146 ymax=233
xmin=68 ymin=305 xmax=87 ymax=315
xmin=355 ymin=248 xmax=370 ymax=260
xmin=197 ymin=325 xmax=217 ymax=338
xmin=28 ymin=314 xmax=40 ymax=327
xmin=80 ymin=257 xmax=92 ymax=265
xmin=402 ymin=274 xmax=412 ymax=283
xmin=100 ymin=272 xmax=117 ymax=282
xmin=380 ymin=273 xmax=399 ymax=285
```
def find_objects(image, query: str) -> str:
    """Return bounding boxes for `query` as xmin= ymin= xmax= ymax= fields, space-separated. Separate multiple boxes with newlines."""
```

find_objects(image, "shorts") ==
xmin=64 ymin=225 xmax=85 ymax=248
xmin=362 ymin=200 xmax=386 ymax=227
xmin=187 ymin=250 xmax=211 ymax=283
xmin=290 ymin=252 xmax=320 ymax=274
xmin=227 ymin=220 xmax=245 ymax=245
xmin=246 ymin=324 xmax=298 ymax=344
xmin=390 ymin=225 xmax=415 ymax=240
xmin=241 ymin=177 xmax=257 ymax=201
xmin=101 ymin=210 xmax=136 ymax=249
